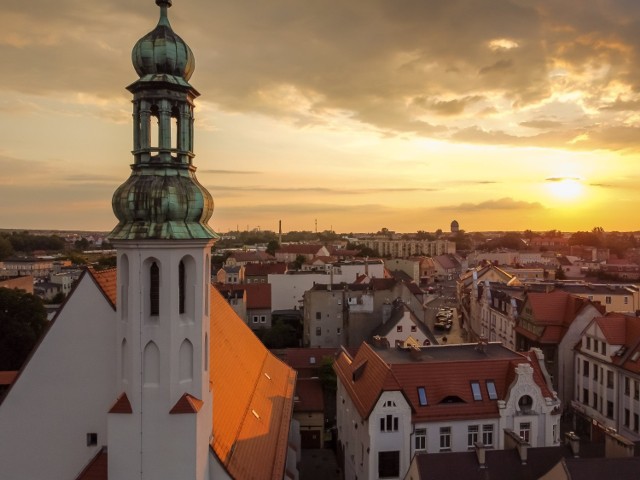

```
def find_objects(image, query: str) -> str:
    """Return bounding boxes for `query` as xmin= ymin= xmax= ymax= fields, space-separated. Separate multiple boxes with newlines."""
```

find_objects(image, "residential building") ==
xmin=2 ymin=257 xmax=54 ymax=278
xmin=223 ymin=250 xmax=276 ymax=267
xmin=432 ymin=254 xmax=463 ymax=280
xmin=516 ymin=291 xmax=603 ymax=398
xmin=572 ymin=313 xmax=640 ymax=443
xmin=216 ymin=265 xmax=242 ymax=284
xmin=275 ymin=244 xmax=330 ymax=263
xmin=243 ymin=262 xmax=286 ymax=283
xmin=358 ymin=238 xmax=455 ymax=259
xmin=334 ymin=341 xmax=560 ymax=480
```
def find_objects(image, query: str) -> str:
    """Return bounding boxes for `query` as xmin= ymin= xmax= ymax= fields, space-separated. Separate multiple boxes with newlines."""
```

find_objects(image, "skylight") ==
xmin=417 ymin=387 xmax=428 ymax=406
xmin=471 ymin=381 xmax=483 ymax=401
xmin=486 ymin=380 xmax=498 ymax=400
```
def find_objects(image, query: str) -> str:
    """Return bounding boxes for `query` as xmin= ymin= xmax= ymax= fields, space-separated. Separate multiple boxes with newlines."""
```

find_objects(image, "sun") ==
xmin=545 ymin=177 xmax=584 ymax=201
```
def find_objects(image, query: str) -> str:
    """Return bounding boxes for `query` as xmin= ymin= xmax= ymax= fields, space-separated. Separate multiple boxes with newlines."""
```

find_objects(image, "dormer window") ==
xmin=486 ymin=380 xmax=498 ymax=400
xmin=471 ymin=381 xmax=482 ymax=401
xmin=417 ymin=387 xmax=428 ymax=406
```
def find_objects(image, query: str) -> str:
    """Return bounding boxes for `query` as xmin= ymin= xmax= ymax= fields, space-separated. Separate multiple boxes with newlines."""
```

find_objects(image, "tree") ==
xmin=260 ymin=320 xmax=298 ymax=348
xmin=293 ymin=254 xmax=306 ymax=270
xmin=0 ymin=237 xmax=14 ymax=260
xmin=266 ymin=240 xmax=280 ymax=256
xmin=0 ymin=288 xmax=48 ymax=370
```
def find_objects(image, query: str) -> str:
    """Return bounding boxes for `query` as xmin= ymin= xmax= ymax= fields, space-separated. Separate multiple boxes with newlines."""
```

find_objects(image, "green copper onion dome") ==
xmin=132 ymin=0 xmax=195 ymax=81
xmin=110 ymin=168 xmax=215 ymax=240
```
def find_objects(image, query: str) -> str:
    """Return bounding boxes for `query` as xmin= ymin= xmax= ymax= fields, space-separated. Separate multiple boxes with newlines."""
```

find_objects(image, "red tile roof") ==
xmin=334 ymin=343 xmax=401 ymax=419
xmin=228 ymin=251 xmax=276 ymax=263
xmin=245 ymin=283 xmax=271 ymax=310
xmin=335 ymin=343 xmax=555 ymax=423
xmin=244 ymin=262 xmax=287 ymax=276
xmin=210 ymin=288 xmax=296 ymax=480
xmin=520 ymin=291 xmax=591 ymax=343
xmin=89 ymin=267 xmax=117 ymax=308
xmin=595 ymin=314 xmax=627 ymax=345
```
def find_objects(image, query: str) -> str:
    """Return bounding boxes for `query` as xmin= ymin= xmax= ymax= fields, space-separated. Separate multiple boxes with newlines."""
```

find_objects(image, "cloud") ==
xmin=3 ymin=0 xmax=640 ymax=152
xmin=438 ymin=197 xmax=544 ymax=212
xmin=545 ymin=176 xmax=581 ymax=182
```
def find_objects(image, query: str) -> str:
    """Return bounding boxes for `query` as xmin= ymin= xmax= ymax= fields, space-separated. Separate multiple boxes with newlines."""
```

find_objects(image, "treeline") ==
xmin=215 ymin=229 xmax=342 ymax=249
xmin=0 ymin=231 xmax=67 ymax=260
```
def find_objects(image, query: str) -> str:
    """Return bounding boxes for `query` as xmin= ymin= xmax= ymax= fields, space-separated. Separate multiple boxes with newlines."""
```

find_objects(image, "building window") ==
xmin=86 ymin=433 xmax=98 ymax=446
xmin=439 ymin=427 xmax=451 ymax=451
xmin=252 ymin=316 xmax=259 ymax=323
xmin=486 ymin=380 xmax=498 ymax=400
xmin=586 ymin=337 xmax=591 ymax=350
xmin=378 ymin=451 xmax=400 ymax=478
xmin=471 ymin=381 xmax=483 ymax=401
xmin=593 ymin=365 xmax=598 ymax=381
xmin=592 ymin=392 xmax=597 ymax=408
xmin=583 ymin=360 xmax=589 ymax=377
xmin=417 ymin=387 xmax=428 ymax=406
xmin=411 ymin=325 xmax=417 ymax=333
xmin=624 ymin=296 xmax=629 ymax=305
xmin=380 ymin=415 xmax=399 ymax=432
xmin=635 ymin=381 xmax=640 ymax=400
xmin=624 ymin=408 xmax=630 ymax=427
xmin=605 ymin=296 xmax=612 ymax=305
xmin=315 ymin=311 xmax=321 ymax=320
xmin=519 ymin=422 xmax=531 ymax=443
xmin=635 ymin=414 xmax=639 ymax=432
xmin=397 ymin=325 xmax=403 ymax=333
xmin=337 ymin=327 xmax=342 ymax=335
xmin=583 ymin=388 xmax=589 ymax=404
xmin=467 ymin=425 xmax=479 ymax=449
xmin=150 ymin=262 xmax=160 ymax=316
xmin=607 ymin=401 xmax=614 ymax=419
xmin=315 ymin=327 xmax=321 ymax=336
xmin=415 ymin=428 xmax=426 ymax=451
xmin=607 ymin=370 xmax=614 ymax=389
xmin=518 ymin=395 xmax=533 ymax=413
xmin=625 ymin=377 xmax=630 ymax=396
xmin=260 ymin=315 xmax=266 ymax=323
xmin=601 ymin=342 xmax=606 ymax=355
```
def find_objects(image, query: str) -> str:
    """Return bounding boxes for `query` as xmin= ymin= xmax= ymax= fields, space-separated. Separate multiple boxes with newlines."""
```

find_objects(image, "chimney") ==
xmin=474 ymin=442 xmax=487 ymax=469
xmin=409 ymin=345 xmax=422 ymax=361
xmin=565 ymin=432 xmax=580 ymax=458
xmin=372 ymin=336 xmax=389 ymax=349
xmin=504 ymin=429 xmax=528 ymax=465
xmin=475 ymin=336 xmax=489 ymax=353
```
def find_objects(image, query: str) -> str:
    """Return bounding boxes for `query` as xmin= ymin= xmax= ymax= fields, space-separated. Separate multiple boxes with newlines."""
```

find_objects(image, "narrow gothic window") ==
xmin=150 ymin=262 xmax=160 ymax=316
xmin=179 ymin=260 xmax=185 ymax=314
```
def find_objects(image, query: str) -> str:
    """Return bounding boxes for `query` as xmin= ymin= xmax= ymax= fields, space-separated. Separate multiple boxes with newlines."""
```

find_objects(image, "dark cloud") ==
xmin=3 ymin=0 xmax=640 ymax=151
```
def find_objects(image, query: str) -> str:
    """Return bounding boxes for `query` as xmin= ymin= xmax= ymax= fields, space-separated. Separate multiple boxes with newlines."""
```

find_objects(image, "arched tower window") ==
xmin=179 ymin=260 xmax=186 ymax=314
xmin=143 ymin=341 xmax=160 ymax=387
xmin=150 ymin=262 xmax=160 ymax=316
xmin=179 ymin=339 xmax=194 ymax=383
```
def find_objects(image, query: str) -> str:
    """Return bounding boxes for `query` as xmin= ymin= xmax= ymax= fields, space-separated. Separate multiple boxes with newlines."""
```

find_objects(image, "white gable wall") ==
xmin=0 ymin=274 xmax=116 ymax=480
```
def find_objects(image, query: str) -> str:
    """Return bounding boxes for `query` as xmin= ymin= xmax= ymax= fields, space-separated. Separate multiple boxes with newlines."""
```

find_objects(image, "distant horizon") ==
xmin=2 ymin=226 xmax=638 ymax=237
xmin=3 ymin=2 xmax=640 ymax=233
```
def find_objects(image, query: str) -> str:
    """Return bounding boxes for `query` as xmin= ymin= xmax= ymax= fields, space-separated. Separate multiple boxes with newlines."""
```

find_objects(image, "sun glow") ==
xmin=545 ymin=177 xmax=584 ymax=201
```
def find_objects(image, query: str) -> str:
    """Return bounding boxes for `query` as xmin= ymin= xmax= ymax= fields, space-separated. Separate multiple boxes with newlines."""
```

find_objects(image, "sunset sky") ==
xmin=2 ymin=0 xmax=640 ymax=234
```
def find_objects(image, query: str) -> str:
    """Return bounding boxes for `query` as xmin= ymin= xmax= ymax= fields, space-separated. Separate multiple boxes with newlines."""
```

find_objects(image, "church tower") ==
xmin=107 ymin=1 xmax=216 ymax=478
